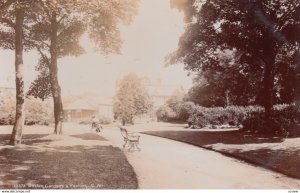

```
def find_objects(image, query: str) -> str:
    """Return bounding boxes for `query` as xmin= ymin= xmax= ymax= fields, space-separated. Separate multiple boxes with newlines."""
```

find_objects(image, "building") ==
xmin=63 ymin=100 xmax=98 ymax=122
xmin=98 ymin=97 xmax=114 ymax=118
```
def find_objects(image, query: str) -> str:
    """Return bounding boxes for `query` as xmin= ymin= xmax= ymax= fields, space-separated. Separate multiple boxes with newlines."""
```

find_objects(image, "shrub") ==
xmin=0 ymin=113 xmax=15 ymax=125
xmin=187 ymin=105 xmax=263 ymax=128
xmin=98 ymin=115 xmax=112 ymax=125
xmin=187 ymin=106 xmax=209 ymax=128
xmin=0 ymin=95 xmax=53 ymax=126
xmin=178 ymin=101 xmax=197 ymax=121
xmin=25 ymin=97 xmax=53 ymax=125
xmin=156 ymin=101 xmax=197 ymax=122
xmin=0 ymin=90 xmax=15 ymax=125
xmin=79 ymin=115 xmax=112 ymax=125
xmin=156 ymin=105 xmax=177 ymax=122
xmin=242 ymin=105 xmax=297 ymax=137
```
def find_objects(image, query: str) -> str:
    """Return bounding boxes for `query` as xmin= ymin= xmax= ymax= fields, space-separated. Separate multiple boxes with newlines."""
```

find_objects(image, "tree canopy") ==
xmin=27 ymin=0 xmax=139 ymax=100
xmin=168 ymin=0 xmax=300 ymax=114
xmin=26 ymin=0 xmax=139 ymax=134
xmin=113 ymin=73 xmax=153 ymax=125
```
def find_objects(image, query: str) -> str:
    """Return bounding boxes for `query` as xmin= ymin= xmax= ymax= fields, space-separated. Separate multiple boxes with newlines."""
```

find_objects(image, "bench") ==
xmin=120 ymin=127 xmax=141 ymax=151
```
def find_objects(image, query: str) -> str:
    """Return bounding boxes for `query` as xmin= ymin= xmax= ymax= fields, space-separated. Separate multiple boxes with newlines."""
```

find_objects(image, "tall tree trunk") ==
xmin=295 ymin=50 xmax=300 ymax=122
xmin=262 ymin=46 xmax=277 ymax=131
xmin=50 ymin=12 xmax=64 ymax=135
xmin=10 ymin=8 xmax=25 ymax=145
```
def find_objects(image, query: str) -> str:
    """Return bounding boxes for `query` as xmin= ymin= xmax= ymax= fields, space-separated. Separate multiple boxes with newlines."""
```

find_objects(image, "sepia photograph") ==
xmin=0 ymin=0 xmax=300 ymax=191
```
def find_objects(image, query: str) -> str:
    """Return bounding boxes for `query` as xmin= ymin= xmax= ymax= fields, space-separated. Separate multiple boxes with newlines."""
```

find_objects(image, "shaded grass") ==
xmin=0 ymin=134 xmax=138 ymax=189
xmin=71 ymin=133 xmax=106 ymax=141
xmin=144 ymin=130 xmax=300 ymax=179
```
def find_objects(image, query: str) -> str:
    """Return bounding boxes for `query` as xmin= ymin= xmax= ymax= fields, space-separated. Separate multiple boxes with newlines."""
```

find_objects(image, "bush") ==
xmin=178 ymin=101 xmax=197 ymax=121
xmin=79 ymin=115 xmax=112 ymax=125
xmin=98 ymin=115 xmax=112 ymax=125
xmin=0 ymin=113 xmax=15 ymax=125
xmin=0 ymin=95 xmax=53 ymax=126
xmin=187 ymin=105 xmax=263 ymax=128
xmin=242 ymin=105 xmax=297 ymax=136
xmin=156 ymin=101 xmax=196 ymax=122
xmin=25 ymin=97 xmax=53 ymax=125
xmin=156 ymin=97 xmax=297 ymax=135
xmin=156 ymin=105 xmax=177 ymax=122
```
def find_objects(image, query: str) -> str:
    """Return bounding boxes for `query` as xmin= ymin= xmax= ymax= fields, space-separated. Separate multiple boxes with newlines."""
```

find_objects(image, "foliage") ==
xmin=27 ymin=58 xmax=52 ymax=100
xmin=0 ymin=0 xmax=36 ymax=51
xmin=80 ymin=115 xmax=112 ymax=125
xmin=185 ymin=50 xmax=265 ymax=107
xmin=24 ymin=96 xmax=53 ymax=125
xmin=0 ymin=89 xmax=15 ymax=125
xmin=156 ymin=101 xmax=196 ymax=122
xmin=97 ymin=115 xmax=112 ymax=125
xmin=25 ymin=0 xmax=139 ymax=135
xmin=113 ymin=73 xmax=153 ymax=125
xmin=168 ymin=0 xmax=300 ymax=115
xmin=155 ymin=89 xmax=194 ymax=122
xmin=188 ymin=105 xmax=263 ymax=128
xmin=27 ymin=0 xmax=139 ymax=100
xmin=242 ymin=105 xmax=297 ymax=136
xmin=156 ymin=105 xmax=178 ymax=122
xmin=155 ymin=90 xmax=264 ymax=127
xmin=0 ymin=94 xmax=53 ymax=125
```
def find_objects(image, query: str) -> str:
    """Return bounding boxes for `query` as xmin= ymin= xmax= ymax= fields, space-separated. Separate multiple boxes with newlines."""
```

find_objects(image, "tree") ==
xmin=0 ymin=0 xmax=36 ymax=144
xmin=168 ymin=0 xmax=300 ymax=123
xmin=27 ymin=0 xmax=139 ymax=134
xmin=185 ymin=49 xmax=265 ymax=107
xmin=113 ymin=73 xmax=153 ymax=125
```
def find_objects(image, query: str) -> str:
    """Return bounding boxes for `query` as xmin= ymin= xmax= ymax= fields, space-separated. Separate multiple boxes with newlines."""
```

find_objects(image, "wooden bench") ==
xmin=120 ymin=127 xmax=141 ymax=151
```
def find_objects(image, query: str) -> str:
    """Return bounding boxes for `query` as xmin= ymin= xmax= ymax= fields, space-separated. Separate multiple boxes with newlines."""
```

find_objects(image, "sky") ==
xmin=0 ymin=0 xmax=193 ymax=99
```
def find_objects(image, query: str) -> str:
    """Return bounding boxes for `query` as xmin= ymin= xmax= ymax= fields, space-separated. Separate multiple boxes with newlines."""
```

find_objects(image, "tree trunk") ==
xmin=295 ymin=50 xmax=300 ymax=122
xmin=10 ymin=8 xmax=25 ymax=145
xmin=262 ymin=51 xmax=276 ymax=130
xmin=50 ymin=12 xmax=64 ymax=135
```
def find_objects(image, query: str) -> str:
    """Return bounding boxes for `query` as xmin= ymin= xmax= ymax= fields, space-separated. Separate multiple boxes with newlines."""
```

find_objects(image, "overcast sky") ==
xmin=0 ymin=0 xmax=192 ymax=99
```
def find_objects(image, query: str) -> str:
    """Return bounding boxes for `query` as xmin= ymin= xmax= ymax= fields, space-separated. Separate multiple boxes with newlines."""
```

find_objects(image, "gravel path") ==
xmin=100 ymin=127 xmax=300 ymax=189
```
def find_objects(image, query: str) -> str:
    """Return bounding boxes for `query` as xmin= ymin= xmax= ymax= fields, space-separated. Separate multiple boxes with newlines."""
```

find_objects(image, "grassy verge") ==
xmin=143 ymin=130 xmax=300 ymax=179
xmin=0 ymin=133 xmax=138 ymax=189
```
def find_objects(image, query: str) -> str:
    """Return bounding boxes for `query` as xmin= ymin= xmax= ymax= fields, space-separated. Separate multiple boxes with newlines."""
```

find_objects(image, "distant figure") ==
xmin=91 ymin=116 xmax=102 ymax=132
xmin=91 ymin=116 xmax=98 ymax=130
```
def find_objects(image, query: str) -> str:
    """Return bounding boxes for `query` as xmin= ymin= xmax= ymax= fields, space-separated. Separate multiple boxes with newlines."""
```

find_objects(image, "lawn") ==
xmin=0 ymin=132 xmax=138 ymax=189
xmin=144 ymin=129 xmax=300 ymax=179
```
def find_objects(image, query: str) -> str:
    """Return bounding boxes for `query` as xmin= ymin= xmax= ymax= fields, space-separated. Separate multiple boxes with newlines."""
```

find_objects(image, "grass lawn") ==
xmin=144 ymin=129 xmax=300 ymax=179
xmin=0 ymin=132 xmax=138 ymax=189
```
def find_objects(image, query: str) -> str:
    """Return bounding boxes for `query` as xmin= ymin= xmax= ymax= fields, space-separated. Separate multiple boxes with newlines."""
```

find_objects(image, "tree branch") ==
xmin=57 ymin=14 xmax=66 ymax=24
xmin=0 ymin=17 xmax=15 ymax=29
xmin=276 ymin=3 xmax=300 ymax=31
xmin=0 ymin=0 xmax=16 ymax=13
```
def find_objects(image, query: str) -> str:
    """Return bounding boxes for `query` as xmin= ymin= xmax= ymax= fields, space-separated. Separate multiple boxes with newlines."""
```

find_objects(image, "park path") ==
xmin=99 ymin=125 xmax=300 ymax=189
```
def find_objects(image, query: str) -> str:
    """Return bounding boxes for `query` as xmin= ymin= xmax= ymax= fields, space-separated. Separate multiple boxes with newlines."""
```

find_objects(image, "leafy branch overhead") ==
xmin=168 ymin=0 xmax=300 ymax=114
xmin=27 ymin=0 xmax=139 ymax=100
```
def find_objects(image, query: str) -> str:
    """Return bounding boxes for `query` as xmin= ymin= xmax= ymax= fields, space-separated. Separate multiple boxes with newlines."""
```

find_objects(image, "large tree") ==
xmin=168 ymin=0 xmax=300 ymax=122
xmin=0 ymin=0 xmax=36 ymax=144
xmin=113 ymin=73 xmax=153 ymax=125
xmin=27 ymin=0 xmax=139 ymax=134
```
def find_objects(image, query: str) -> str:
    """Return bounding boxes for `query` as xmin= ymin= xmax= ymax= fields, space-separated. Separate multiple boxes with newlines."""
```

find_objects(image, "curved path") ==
xmin=100 ymin=127 xmax=300 ymax=189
